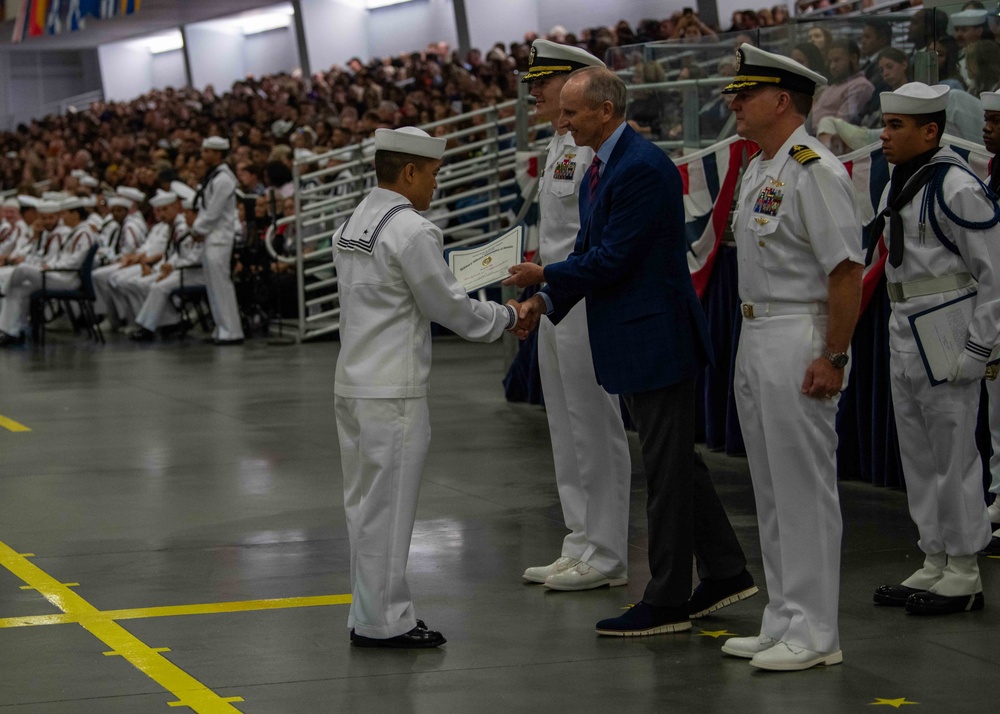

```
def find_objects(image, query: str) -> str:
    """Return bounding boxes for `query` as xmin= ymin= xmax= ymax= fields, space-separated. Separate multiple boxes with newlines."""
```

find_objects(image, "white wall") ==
xmin=367 ymin=0 xmax=457 ymax=59
xmin=150 ymin=50 xmax=188 ymax=92
xmin=465 ymin=0 xmax=539 ymax=52
xmin=185 ymin=25 xmax=245 ymax=92
xmin=243 ymin=27 xmax=300 ymax=78
xmin=98 ymin=43 xmax=152 ymax=102
xmin=300 ymin=0 xmax=369 ymax=72
xmin=536 ymin=0 xmax=684 ymax=37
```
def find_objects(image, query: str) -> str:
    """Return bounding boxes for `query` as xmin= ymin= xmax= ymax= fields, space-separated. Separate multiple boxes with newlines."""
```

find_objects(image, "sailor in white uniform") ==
xmin=131 ymin=186 xmax=205 ymax=340
xmin=871 ymin=83 xmax=1000 ymax=614
xmin=722 ymin=45 xmax=864 ymax=671
xmin=981 ymin=89 xmax=1000 ymax=553
xmin=514 ymin=40 xmax=633 ymax=592
xmin=191 ymin=136 xmax=244 ymax=345
xmin=93 ymin=190 xmax=148 ymax=325
xmin=0 ymin=197 xmax=95 ymax=344
xmin=335 ymin=127 xmax=520 ymax=648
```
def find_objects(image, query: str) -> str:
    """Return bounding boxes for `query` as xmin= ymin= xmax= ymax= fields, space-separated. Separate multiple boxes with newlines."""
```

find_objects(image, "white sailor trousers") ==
xmin=335 ymin=395 xmax=430 ymax=639
xmin=537 ymin=303 xmax=631 ymax=577
xmin=0 ymin=265 xmax=78 ymax=336
xmin=890 ymin=348 xmax=992 ymax=555
xmin=202 ymin=238 xmax=243 ymax=341
xmin=735 ymin=313 xmax=842 ymax=654
xmin=135 ymin=270 xmax=205 ymax=332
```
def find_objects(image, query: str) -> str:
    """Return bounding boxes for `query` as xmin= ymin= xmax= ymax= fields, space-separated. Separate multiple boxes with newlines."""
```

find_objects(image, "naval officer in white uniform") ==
xmin=872 ymin=83 xmax=1000 ymax=614
xmin=334 ymin=127 xmax=521 ymax=648
xmin=516 ymin=40 xmax=633 ymax=592
xmin=191 ymin=136 xmax=244 ymax=345
xmin=722 ymin=44 xmax=864 ymax=671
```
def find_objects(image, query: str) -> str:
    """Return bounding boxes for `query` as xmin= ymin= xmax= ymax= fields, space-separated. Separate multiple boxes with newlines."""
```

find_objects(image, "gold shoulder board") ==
xmin=789 ymin=145 xmax=820 ymax=166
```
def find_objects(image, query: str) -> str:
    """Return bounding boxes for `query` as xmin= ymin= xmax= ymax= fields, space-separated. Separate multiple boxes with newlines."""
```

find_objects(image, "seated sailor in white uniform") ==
xmin=0 ymin=197 xmax=95 ymax=346
xmin=334 ymin=127 xmax=522 ymax=649
xmin=130 ymin=185 xmax=206 ymax=341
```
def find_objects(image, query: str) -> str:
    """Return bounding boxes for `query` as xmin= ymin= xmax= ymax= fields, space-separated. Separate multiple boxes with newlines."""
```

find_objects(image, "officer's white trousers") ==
xmin=336 ymin=395 xmax=430 ymax=639
xmin=538 ymin=303 xmax=631 ymax=578
xmin=735 ymin=314 xmax=842 ymax=654
xmin=890 ymin=348 xmax=992 ymax=555
xmin=203 ymin=241 xmax=243 ymax=341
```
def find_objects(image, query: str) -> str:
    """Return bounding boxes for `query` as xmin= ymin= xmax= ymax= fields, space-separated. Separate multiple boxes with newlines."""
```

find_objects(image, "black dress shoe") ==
xmin=980 ymin=536 xmax=1000 ymax=556
xmin=689 ymin=569 xmax=759 ymax=618
xmin=351 ymin=624 xmax=446 ymax=649
xmin=213 ymin=338 xmax=245 ymax=346
xmin=0 ymin=332 xmax=25 ymax=347
xmin=129 ymin=328 xmax=156 ymax=342
xmin=905 ymin=590 xmax=984 ymax=615
xmin=873 ymin=584 xmax=927 ymax=607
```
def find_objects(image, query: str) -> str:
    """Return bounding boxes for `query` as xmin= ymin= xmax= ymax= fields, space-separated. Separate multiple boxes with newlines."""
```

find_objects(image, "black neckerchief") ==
xmin=888 ymin=146 xmax=940 ymax=205
xmin=990 ymin=156 xmax=999 ymax=195
xmin=885 ymin=146 xmax=941 ymax=268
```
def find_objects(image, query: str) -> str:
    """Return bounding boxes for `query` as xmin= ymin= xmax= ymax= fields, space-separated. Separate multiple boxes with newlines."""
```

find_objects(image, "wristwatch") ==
xmin=824 ymin=350 xmax=849 ymax=369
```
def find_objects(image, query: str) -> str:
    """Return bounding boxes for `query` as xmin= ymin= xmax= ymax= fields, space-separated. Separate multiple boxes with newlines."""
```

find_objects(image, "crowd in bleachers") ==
xmin=1 ymin=2 xmax=996 ymax=346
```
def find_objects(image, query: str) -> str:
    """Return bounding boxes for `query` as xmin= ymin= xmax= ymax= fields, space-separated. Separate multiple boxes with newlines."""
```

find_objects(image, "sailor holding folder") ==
xmin=871 ymin=82 xmax=1000 ymax=615
xmin=333 ymin=126 xmax=522 ymax=648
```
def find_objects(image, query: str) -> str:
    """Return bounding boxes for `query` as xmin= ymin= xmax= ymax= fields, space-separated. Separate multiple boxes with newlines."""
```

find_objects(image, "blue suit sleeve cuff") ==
xmin=538 ymin=291 xmax=555 ymax=315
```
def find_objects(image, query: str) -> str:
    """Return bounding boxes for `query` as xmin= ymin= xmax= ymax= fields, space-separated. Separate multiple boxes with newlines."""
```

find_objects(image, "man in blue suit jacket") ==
xmin=505 ymin=67 xmax=755 ymax=636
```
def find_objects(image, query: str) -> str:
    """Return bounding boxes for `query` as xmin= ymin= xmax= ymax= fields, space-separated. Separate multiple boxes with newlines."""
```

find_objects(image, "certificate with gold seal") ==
xmin=447 ymin=226 xmax=524 ymax=293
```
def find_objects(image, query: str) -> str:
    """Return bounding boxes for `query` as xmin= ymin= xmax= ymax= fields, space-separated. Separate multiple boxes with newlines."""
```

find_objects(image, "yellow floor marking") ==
xmin=106 ymin=647 xmax=171 ymax=656
xmin=0 ymin=541 xmax=245 ymax=713
xmin=20 ymin=582 xmax=78 ymax=590
xmin=0 ymin=414 xmax=31 ymax=432
xmin=0 ymin=594 xmax=353 ymax=629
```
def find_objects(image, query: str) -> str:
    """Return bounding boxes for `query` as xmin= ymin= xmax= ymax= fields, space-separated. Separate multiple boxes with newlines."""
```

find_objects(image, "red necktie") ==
xmin=588 ymin=156 xmax=601 ymax=202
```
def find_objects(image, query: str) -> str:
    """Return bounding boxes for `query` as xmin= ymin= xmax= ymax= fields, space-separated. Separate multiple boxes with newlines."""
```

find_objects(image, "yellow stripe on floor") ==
xmin=0 ymin=414 xmax=30 ymax=432
xmin=0 ymin=594 xmax=352 ymax=629
xmin=0 ymin=540 xmax=244 ymax=713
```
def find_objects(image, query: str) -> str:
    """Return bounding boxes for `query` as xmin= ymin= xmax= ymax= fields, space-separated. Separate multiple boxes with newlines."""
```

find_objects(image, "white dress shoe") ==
xmin=522 ymin=557 xmax=579 ymax=584
xmin=749 ymin=641 xmax=843 ymax=671
xmin=988 ymin=501 xmax=1000 ymax=525
xmin=543 ymin=562 xmax=627 ymax=591
xmin=721 ymin=634 xmax=776 ymax=659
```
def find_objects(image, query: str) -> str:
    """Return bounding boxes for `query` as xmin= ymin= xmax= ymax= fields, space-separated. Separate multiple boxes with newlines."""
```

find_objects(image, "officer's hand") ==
xmin=502 ymin=263 xmax=545 ymax=289
xmin=801 ymin=358 xmax=843 ymax=401
xmin=948 ymin=350 xmax=988 ymax=385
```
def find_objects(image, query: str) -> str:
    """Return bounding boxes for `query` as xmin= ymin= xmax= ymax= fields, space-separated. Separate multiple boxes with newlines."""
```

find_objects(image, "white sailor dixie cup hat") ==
xmin=202 ymin=136 xmax=230 ymax=151
xmin=107 ymin=197 xmax=132 ymax=209
xmin=374 ymin=127 xmax=446 ymax=160
xmin=722 ymin=43 xmax=828 ymax=95
xmin=37 ymin=199 xmax=63 ymax=214
xmin=521 ymin=39 xmax=605 ymax=83
xmin=951 ymin=9 xmax=988 ymax=27
xmin=982 ymin=90 xmax=1000 ymax=112
xmin=880 ymin=82 xmax=950 ymax=115
xmin=149 ymin=190 xmax=179 ymax=208
xmin=116 ymin=186 xmax=146 ymax=203
xmin=170 ymin=181 xmax=197 ymax=204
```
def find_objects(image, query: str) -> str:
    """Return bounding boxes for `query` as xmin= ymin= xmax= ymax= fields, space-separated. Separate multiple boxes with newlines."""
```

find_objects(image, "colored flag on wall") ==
xmin=29 ymin=0 xmax=49 ymax=37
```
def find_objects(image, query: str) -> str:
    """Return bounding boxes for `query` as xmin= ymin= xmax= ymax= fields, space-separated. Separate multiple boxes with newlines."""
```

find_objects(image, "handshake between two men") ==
xmin=502 ymin=262 xmax=548 ymax=340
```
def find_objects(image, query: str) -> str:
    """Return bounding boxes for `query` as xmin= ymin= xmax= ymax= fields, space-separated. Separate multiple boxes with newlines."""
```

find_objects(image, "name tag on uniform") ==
xmin=552 ymin=154 xmax=577 ymax=181
xmin=753 ymin=186 xmax=783 ymax=216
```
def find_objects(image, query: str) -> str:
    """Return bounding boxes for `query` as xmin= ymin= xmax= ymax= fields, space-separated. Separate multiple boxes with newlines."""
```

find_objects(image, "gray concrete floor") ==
xmin=0 ymin=334 xmax=997 ymax=713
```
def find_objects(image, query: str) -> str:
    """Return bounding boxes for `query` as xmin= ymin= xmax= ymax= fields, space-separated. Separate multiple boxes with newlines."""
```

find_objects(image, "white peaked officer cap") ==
xmin=17 ymin=195 xmax=40 ymax=209
xmin=202 ymin=136 xmax=230 ymax=151
xmin=79 ymin=175 xmax=99 ymax=188
xmin=149 ymin=190 xmax=179 ymax=208
xmin=170 ymin=181 xmax=197 ymax=203
xmin=60 ymin=197 xmax=85 ymax=211
xmin=723 ymin=43 xmax=828 ymax=95
xmin=521 ymin=39 xmax=606 ymax=83
xmin=952 ymin=9 xmax=987 ymax=27
xmin=108 ymin=197 xmax=132 ymax=209
xmin=881 ymin=82 xmax=950 ymax=115
xmin=982 ymin=90 xmax=1000 ymax=112
xmin=38 ymin=199 xmax=63 ymax=214
xmin=117 ymin=186 xmax=146 ymax=203
xmin=374 ymin=127 xmax=446 ymax=160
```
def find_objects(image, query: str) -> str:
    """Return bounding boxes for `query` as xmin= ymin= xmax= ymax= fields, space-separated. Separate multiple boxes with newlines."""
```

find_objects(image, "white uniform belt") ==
xmin=740 ymin=302 xmax=828 ymax=319
xmin=885 ymin=273 xmax=974 ymax=303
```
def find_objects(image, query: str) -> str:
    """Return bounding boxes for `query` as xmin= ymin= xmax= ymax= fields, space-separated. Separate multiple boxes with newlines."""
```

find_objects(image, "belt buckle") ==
xmin=886 ymin=282 xmax=904 ymax=302
xmin=742 ymin=304 xmax=755 ymax=319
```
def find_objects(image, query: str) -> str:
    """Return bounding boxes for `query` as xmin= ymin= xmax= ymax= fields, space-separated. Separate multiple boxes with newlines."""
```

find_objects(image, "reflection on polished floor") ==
xmin=0 ymin=336 xmax=997 ymax=713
